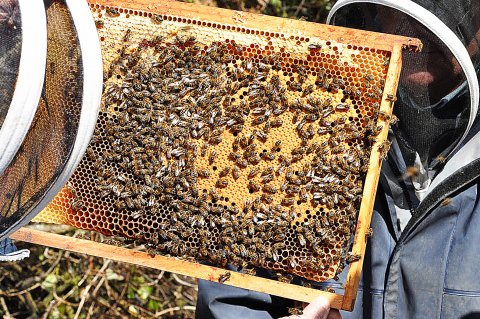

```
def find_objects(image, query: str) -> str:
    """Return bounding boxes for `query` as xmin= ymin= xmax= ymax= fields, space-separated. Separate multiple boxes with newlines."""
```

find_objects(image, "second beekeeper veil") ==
xmin=0 ymin=0 xmax=46 ymax=175
xmin=0 ymin=0 xmax=102 ymax=241
xmin=328 ymin=0 xmax=480 ymax=170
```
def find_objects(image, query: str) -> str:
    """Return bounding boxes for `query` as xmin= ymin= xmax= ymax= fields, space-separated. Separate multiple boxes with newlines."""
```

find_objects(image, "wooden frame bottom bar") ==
xmin=11 ymin=228 xmax=345 ymax=309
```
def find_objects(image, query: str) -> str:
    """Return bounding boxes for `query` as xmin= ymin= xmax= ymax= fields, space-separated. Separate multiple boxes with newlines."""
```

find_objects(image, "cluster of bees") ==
xmin=81 ymin=19 xmax=393 ymax=285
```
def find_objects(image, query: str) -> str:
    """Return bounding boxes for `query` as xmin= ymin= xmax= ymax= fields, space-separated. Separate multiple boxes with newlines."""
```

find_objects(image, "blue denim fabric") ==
xmin=0 ymin=237 xmax=29 ymax=261
xmin=0 ymin=238 xmax=17 ymax=255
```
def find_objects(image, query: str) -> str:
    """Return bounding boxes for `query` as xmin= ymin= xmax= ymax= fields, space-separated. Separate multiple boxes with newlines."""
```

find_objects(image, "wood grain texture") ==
xmin=11 ymin=227 xmax=344 ymax=307
xmin=88 ymin=0 xmax=421 ymax=52
xmin=341 ymin=44 xmax=404 ymax=311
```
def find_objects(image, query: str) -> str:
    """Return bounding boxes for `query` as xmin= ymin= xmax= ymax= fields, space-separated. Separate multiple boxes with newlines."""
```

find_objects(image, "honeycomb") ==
xmin=37 ymin=3 xmax=394 ymax=283
xmin=0 ymin=0 xmax=82 ymax=235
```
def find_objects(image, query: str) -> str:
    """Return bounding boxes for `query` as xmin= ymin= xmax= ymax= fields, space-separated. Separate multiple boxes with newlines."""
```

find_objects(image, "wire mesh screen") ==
xmin=0 ymin=0 xmax=21 ymax=129
xmin=330 ymin=2 xmax=477 ymax=168
xmin=0 ymin=0 xmax=83 ymax=238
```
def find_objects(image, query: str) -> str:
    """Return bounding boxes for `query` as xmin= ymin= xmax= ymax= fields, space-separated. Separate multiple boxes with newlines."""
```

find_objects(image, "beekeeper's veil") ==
xmin=0 ymin=0 xmax=102 ymax=241
xmin=328 ymin=0 xmax=480 ymax=170
xmin=0 ymin=0 xmax=46 ymax=176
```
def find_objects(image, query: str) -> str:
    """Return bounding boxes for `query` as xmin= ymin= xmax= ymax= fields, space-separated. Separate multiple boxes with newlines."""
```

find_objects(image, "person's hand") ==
xmin=280 ymin=296 xmax=342 ymax=319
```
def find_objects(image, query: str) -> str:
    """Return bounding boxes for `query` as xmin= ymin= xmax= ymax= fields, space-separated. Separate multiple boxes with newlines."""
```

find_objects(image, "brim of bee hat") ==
xmin=0 ymin=0 xmax=47 ymax=176
xmin=327 ymin=0 xmax=479 ymax=167
xmin=0 ymin=0 xmax=102 ymax=241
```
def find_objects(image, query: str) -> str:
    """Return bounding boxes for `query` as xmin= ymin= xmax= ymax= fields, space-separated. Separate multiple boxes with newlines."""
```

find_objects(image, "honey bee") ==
xmin=297 ymin=233 xmax=306 ymax=247
xmin=346 ymin=252 xmax=362 ymax=263
xmin=298 ymin=188 xmax=309 ymax=203
xmin=291 ymin=154 xmax=303 ymax=163
xmin=364 ymin=74 xmax=375 ymax=83
xmin=248 ymin=181 xmax=261 ymax=193
xmin=260 ymin=167 xmax=274 ymax=177
xmin=209 ymin=136 xmax=223 ymax=145
xmin=248 ymin=167 xmax=260 ymax=179
xmin=260 ymin=151 xmax=275 ymax=161
xmin=95 ymin=20 xmax=104 ymax=29
xmin=217 ymin=271 xmax=231 ymax=283
xmin=152 ymin=14 xmax=164 ymax=24
xmin=383 ymin=56 xmax=391 ymax=67
xmin=231 ymin=124 xmax=244 ymax=133
xmin=233 ymin=136 xmax=241 ymax=151
xmin=200 ymin=142 xmax=209 ymax=157
xmin=335 ymin=103 xmax=349 ymax=112
xmin=377 ymin=140 xmax=392 ymax=160
xmin=71 ymin=199 xmax=84 ymax=211
xmin=216 ymin=179 xmax=228 ymax=188
xmin=386 ymin=94 xmax=397 ymax=102
xmin=106 ymin=7 xmax=120 ymax=17
xmin=263 ymin=185 xmax=277 ymax=194
xmin=261 ymin=173 xmax=274 ymax=184
xmin=403 ymin=166 xmax=420 ymax=180
xmin=390 ymin=114 xmax=399 ymax=125
xmin=281 ymin=197 xmax=294 ymax=207
xmin=436 ymin=154 xmax=447 ymax=164
xmin=235 ymin=158 xmax=248 ymax=168
xmin=365 ymin=227 xmax=374 ymax=239
xmin=260 ymin=193 xmax=274 ymax=204
xmin=278 ymin=273 xmax=294 ymax=284
xmin=232 ymin=166 xmax=241 ymax=180
xmin=269 ymin=119 xmax=283 ymax=128
xmin=286 ymin=256 xmax=298 ymax=268
xmin=441 ymin=197 xmax=452 ymax=206
xmin=368 ymin=124 xmax=383 ymax=138
xmin=247 ymin=154 xmax=261 ymax=165
xmin=303 ymin=84 xmax=315 ymax=95
xmin=252 ymin=116 xmax=267 ymax=125
xmin=123 ymin=29 xmax=131 ymax=42
xmin=198 ymin=169 xmax=210 ymax=178
xmin=209 ymin=150 xmax=217 ymax=165
xmin=219 ymin=167 xmax=231 ymax=178
xmin=210 ymin=187 xmax=219 ymax=201
xmin=242 ymin=268 xmax=257 ymax=276
xmin=286 ymin=308 xmax=303 ymax=317
xmin=378 ymin=110 xmax=391 ymax=121
xmin=253 ymin=129 xmax=268 ymax=142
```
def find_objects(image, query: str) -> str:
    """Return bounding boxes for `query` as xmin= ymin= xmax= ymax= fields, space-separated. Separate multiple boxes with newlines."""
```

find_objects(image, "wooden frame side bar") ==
xmin=89 ymin=0 xmax=421 ymax=52
xmin=341 ymin=44 xmax=404 ymax=311
xmin=11 ymin=227 xmax=345 ymax=309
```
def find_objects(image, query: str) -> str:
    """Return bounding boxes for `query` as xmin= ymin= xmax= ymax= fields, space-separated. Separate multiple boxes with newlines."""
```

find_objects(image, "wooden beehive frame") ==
xmin=11 ymin=0 xmax=421 ymax=311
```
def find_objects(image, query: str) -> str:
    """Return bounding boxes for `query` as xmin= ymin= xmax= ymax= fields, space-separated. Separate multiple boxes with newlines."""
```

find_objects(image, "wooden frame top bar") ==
xmin=89 ymin=0 xmax=422 ymax=52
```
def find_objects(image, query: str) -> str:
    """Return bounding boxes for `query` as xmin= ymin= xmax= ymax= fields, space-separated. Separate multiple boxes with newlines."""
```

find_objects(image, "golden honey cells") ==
xmin=40 ymin=4 xmax=392 ymax=284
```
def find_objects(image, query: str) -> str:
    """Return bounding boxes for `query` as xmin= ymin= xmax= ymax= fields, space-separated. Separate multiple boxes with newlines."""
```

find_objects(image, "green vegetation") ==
xmin=1 ymin=229 xmax=197 ymax=319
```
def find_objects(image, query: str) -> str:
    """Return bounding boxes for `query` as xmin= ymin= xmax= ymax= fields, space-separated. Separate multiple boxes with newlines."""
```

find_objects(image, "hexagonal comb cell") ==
xmin=36 ymin=3 xmax=395 ymax=284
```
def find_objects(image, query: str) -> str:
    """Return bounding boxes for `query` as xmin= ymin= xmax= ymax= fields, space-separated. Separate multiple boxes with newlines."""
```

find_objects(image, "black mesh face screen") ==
xmin=0 ymin=0 xmax=21 ymax=129
xmin=330 ymin=1 xmax=479 ymax=166
xmin=0 ymin=0 xmax=83 ymax=238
